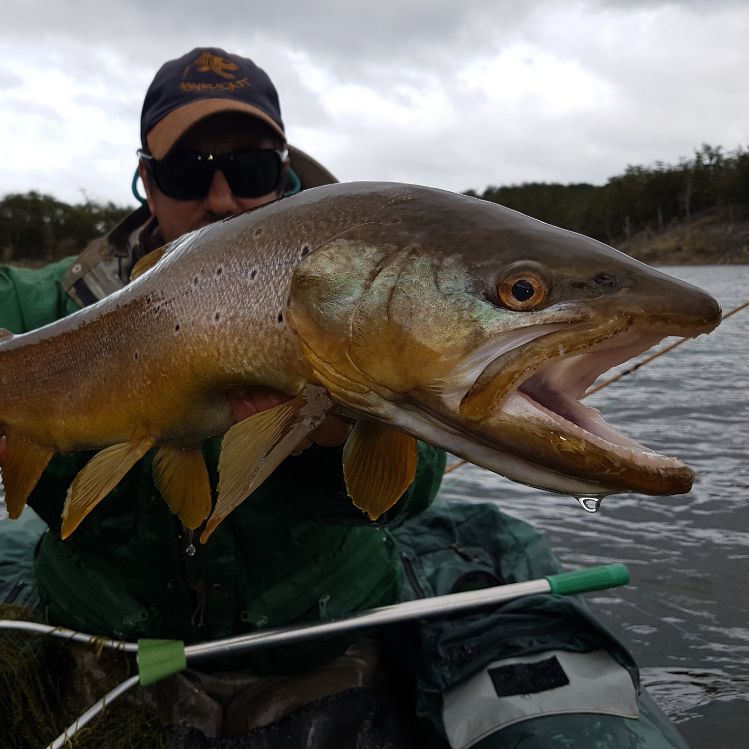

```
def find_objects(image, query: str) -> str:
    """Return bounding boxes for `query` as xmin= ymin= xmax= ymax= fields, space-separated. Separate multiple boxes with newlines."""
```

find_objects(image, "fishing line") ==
xmin=444 ymin=298 xmax=749 ymax=476
xmin=585 ymin=298 xmax=749 ymax=397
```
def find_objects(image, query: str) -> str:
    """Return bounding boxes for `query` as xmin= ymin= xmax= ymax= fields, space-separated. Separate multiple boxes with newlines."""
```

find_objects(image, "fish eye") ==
xmin=511 ymin=279 xmax=535 ymax=301
xmin=497 ymin=270 xmax=549 ymax=311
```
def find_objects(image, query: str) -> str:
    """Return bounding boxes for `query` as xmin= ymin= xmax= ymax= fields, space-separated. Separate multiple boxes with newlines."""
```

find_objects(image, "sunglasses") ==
xmin=138 ymin=148 xmax=288 ymax=201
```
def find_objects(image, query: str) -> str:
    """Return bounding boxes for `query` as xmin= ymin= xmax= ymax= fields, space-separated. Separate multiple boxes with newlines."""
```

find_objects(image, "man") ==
xmin=0 ymin=48 xmax=689 ymax=749
xmin=0 ymin=47 xmax=445 ymax=745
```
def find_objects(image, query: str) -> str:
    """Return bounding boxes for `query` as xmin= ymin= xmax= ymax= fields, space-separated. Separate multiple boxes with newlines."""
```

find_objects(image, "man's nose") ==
xmin=202 ymin=170 xmax=241 ymax=216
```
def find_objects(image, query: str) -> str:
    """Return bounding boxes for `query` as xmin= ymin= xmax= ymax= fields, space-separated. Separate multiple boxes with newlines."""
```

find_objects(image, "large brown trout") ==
xmin=0 ymin=183 xmax=721 ymax=542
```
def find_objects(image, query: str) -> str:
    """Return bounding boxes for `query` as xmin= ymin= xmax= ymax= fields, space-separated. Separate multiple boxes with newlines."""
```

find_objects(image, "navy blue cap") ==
xmin=141 ymin=47 xmax=285 ymax=158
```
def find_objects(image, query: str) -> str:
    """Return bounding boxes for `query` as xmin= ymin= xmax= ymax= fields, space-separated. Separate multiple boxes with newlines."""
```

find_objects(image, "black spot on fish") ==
xmin=175 ymin=324 xmax=180 ymax=332
xmin=215 ymin=312 xmax=221 ymax=321
xmin=134 ymin=351 xmax=139 ymax=361
xmin=594 ymin=273 xmax=618 ymax=290
xmin=250 ymin=269 xmax=258 ymax=280
xmin=193 ymin=277 xmax=199 ymax=287
xmin=277 ymin=312 xmax=283 ymax=323
xmin=216 ymin=267 xmax=223 ymax=276
xmin=301 ymin=245 xmax=310 ymax=257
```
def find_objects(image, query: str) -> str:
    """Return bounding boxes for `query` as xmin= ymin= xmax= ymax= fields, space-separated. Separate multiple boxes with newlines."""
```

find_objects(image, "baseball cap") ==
xmin=141 ymin=47 xmax=286 ymax=159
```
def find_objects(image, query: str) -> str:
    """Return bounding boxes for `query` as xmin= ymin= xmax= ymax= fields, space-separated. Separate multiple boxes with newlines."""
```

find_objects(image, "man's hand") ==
xmin=226 ymin=386 xmax=351 ymax=452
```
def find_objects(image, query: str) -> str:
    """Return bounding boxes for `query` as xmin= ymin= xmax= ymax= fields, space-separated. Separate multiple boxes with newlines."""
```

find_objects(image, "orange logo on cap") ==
xmin=183 ymin=52 xmax=240 ymax=81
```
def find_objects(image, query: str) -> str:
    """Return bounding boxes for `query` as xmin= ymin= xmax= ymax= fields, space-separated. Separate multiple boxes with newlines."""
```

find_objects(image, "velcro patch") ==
xmin=488 ymin=655 xmax=569 ymax=697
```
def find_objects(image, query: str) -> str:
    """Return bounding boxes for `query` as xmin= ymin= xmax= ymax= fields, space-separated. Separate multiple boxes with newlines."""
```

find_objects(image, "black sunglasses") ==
xmin=138 ymin=148 xmax=288 ymax=201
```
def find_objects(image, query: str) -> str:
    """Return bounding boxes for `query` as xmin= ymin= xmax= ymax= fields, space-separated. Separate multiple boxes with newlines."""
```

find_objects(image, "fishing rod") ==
xmin=445 ymin=298 xmax=749 ymax=476
xmin=0 ymin=563 xmax=629 ymax=749
xmin=585 ymin=298 xmax=748 ymax=396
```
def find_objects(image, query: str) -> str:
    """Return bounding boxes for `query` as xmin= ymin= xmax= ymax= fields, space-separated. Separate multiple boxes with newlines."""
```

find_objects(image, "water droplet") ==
xmin=185 ymin=544 xmax=196 ymax=557
xmin=576 ymin=496 xmax=603 ymax=513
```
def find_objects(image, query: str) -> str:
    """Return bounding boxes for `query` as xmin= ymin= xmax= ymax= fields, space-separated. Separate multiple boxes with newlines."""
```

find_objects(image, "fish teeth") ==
xmin=506 ymin=391 xmax=683 ymax=469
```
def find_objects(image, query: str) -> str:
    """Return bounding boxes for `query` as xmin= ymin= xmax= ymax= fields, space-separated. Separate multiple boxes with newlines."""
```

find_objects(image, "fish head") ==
xmin=287 ymin=183 xmax=721 ymax=499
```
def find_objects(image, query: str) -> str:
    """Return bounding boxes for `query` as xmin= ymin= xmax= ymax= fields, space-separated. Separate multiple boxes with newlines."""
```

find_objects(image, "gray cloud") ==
xmin=1 ymin=1 xmax=747 ymax=204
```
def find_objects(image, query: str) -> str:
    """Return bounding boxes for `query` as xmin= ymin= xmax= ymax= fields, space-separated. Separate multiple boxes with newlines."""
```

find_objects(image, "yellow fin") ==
xmin=61 ymin=438 xmax=155 ymax=538
xmin=0 ymin=432 xmax=54 ymax=518
xmin=201 ymin=386 xmax=332 ymax=543
xmin=153 ymin=445 xmax=212 ymax=529
xmin=130 ymin=246 xmax=167 ymax=281
xmin=343 ymin=421 xmax=417 ymax=521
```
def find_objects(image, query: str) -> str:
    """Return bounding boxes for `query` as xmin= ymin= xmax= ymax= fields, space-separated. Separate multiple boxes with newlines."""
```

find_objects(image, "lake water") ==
xmin=439 ymin=265 xmax=749 ymax=749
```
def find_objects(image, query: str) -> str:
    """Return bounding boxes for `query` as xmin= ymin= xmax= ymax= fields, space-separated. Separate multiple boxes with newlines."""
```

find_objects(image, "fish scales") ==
xmin=0 ymin=187 xmax=386 ymax=449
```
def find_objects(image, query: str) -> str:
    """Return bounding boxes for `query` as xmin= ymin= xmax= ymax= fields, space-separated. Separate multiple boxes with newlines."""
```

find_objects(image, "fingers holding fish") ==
xmin=226 ymin=386 xmax=351 ymax=452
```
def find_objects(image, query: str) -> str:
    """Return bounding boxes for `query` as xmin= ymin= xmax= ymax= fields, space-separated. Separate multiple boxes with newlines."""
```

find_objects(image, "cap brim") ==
xmin=146 ymin=98 xmax=285 ymax=159
xmin=287 ymin=145 xmax=337 ymax=188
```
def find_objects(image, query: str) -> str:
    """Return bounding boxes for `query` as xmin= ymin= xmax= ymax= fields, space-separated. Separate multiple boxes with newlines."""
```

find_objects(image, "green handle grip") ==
xmin=137 ymin=639 xmax=186 ymax=686
xmin=546 ymin=563 xmax=630 ymax=596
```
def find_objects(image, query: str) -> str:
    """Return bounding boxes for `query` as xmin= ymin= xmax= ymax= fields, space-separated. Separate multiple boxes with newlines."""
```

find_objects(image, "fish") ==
xmin=0 ymin=182 xmax=721 ymax=543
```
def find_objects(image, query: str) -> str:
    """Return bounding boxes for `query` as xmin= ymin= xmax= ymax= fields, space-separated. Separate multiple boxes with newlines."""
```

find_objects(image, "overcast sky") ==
xmin=1 ymin=0 xmax=747 ymax=207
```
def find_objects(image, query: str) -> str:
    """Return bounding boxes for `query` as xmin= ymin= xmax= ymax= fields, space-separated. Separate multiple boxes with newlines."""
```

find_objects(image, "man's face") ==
xmin=140 ymin=113 xmax=287 ymax=243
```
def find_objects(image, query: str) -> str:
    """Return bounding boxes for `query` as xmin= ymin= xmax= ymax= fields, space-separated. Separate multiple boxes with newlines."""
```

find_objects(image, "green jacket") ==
xmin=0 ymin=242 xmax=446 ymax=671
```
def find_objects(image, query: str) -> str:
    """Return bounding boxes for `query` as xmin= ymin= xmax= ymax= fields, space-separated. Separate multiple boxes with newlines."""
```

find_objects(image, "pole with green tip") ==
xmin=18 ymin=563 xmax=628 ymax=748
xmin=183 ymin=563 xmax=630 ymax=663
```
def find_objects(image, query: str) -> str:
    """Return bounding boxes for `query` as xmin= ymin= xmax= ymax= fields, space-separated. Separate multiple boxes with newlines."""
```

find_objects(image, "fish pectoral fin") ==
xmin=153 ymin=446 xmax=212 ymax=529
xmin=201 ymin=385 xmax=333 ymax=543
xmin=129 ymin=246 xmax=168 ymax=281
xmin=0 ymin=432 xmax=54 ymax=518
xmin=343 ymin=421 xmax=418 ymax=521
xmin=61 ymin=437 xmax=155 ymax=539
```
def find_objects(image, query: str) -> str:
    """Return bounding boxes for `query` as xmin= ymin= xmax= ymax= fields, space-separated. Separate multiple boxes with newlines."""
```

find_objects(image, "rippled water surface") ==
xmin=440 ymin=265 xmax=749 ymax=748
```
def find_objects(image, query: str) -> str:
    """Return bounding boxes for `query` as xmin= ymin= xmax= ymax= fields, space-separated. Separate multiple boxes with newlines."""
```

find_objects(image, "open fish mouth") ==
xmin=456 ymin=322 xmax=696 ymax=496
xmin=519 ymin=335 xmax=681 ymax=459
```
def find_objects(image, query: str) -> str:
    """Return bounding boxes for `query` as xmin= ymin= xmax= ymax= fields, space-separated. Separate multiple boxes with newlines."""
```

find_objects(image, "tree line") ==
xmin=2 ymin=143 xmax=748 ymax=264
xmin=0 ymin=192 xmax=133 ymax=264
xmin=466 ymin=143 xmax=749 ymax=246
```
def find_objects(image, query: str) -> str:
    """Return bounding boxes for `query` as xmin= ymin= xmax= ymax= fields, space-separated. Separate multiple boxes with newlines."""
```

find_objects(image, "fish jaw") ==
xmin=328 ymin=317 xmax=700 ymax=499
xmin=447 ymin=320 xmax=699 ymax=496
